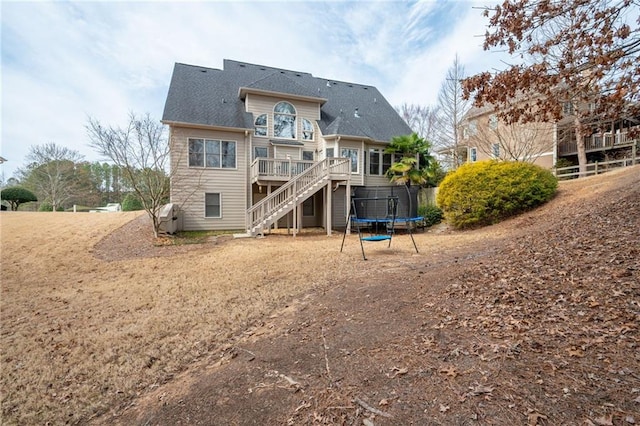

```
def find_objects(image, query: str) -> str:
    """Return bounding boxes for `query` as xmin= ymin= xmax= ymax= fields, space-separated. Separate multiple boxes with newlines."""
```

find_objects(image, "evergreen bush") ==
xmin=0 ymin=186 xmax=37 ymax=211
xmin=436 ymin=161 xmax=557 ymax=229
xmin=38 ymin=202 xmax=64 ymax=212
xmin=122 ymin=193 xmax=144 ymax=211
xmin=418 ymin=204 xmax=444 ymax=227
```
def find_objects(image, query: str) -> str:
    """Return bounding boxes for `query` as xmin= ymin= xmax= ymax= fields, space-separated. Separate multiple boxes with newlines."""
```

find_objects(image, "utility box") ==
xmin=158 ymin=203 xmax=180 ymax=234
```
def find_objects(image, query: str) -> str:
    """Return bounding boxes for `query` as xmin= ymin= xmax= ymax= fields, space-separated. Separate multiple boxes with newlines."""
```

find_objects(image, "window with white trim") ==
xmin=302 ymin=150 xmax=314 ymax=161
xmin=205 ymin=193 xmax=221 ymax=218
xmin=189 ymin=139 xmax=236 ymax=168
xmin=492 ymin=143 xmax=500 ymax=158
xmin=382 ymin=153 xmax=392 ymax=175
xmin=369 ymin=148 xmax=381 ymax=175
xmin=273 ymin=102 xmax=296 ymax=139
xmin=563 ymin=102 xmax=575 ymax=115
xmin=254 ymin=146 xmax=268 ymax=159
xmin=340 ymin=148 xmax=359 ymax=173
xmin=469 ymin=120 xmax=478 ymax=136
xmin=326 ymin=147 xmax=334 ymax=158
xmin=254 ymin=114 xmax=268 ymax=137
xmin=489 ymin=114 xmax=498 ymax=130
xmin=302 ymin=118 xmax=314 ymax=140
xmin=469 ymin=147 xmax=477 ymax=162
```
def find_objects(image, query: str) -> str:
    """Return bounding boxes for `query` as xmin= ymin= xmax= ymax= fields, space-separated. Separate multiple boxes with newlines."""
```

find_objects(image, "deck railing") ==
xmin=558 ymin=126 xmax=639 ymax=155
xmin=250 ymin=158 xmax=315 ymax=182
xmin=247 ymin=158 xmax=350 ymax=235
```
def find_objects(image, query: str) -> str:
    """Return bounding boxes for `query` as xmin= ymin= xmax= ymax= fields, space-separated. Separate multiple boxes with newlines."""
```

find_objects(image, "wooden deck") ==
xmin=250 ymin=157 xmax=350 ymax=184
xmin=558 ymin=127 xmax=639 ymax=155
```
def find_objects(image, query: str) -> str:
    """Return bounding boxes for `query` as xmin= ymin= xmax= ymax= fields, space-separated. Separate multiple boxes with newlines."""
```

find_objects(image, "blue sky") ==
xmin=1 ymin=0 xmax=501 ymax=180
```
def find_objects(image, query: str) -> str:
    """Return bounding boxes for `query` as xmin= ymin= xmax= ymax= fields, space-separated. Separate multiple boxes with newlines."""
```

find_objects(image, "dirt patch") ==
xmin=92 ymin=214 xmax=231 ymax=262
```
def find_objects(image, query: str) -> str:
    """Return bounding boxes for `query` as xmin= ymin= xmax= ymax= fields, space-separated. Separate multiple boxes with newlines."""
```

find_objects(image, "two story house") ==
xmin=459 ymin=105 xmax=556 ymax=168
xmin=459 ymin=103 xmax=639 ymax=171
xmin=162 ymin=60 xmax=412 ymax=236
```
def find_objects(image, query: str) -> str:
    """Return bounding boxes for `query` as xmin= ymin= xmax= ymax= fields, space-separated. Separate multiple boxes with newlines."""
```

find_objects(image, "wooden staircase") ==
xmin=246 ymin=158 xmax=350 ymax=236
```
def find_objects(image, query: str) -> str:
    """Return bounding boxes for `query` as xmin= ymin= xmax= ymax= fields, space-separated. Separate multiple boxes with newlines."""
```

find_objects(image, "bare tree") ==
xmin=434 ymin=55 xmax=472 ymax=169
xmin=396 ymin=103 xmax=439 ymax=142
xmin=463 ymin=0 xmax=640 ymax=176
xmin=87 ymin=113 xmax=172 ymax=238
xmin=19 ymin=143 xmax=84 ymax=211
xmin=472 ymin=117 xmax=555 ymax=162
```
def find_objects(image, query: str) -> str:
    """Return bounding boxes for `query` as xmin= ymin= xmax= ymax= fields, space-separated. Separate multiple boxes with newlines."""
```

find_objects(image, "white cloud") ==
xmin=1 ymin=0 xmax=507 ymax=180
xmin=387 ymin=2 xmax=491 ymax=106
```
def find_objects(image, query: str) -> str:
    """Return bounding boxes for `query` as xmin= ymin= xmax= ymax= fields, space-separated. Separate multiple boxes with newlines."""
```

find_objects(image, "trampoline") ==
xmin=340 ymin=186 xmax=423 ymax=260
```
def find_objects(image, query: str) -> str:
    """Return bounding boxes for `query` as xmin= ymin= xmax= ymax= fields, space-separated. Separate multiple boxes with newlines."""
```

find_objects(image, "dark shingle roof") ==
xmin=162 ymin=60 xmax=411 ymax=142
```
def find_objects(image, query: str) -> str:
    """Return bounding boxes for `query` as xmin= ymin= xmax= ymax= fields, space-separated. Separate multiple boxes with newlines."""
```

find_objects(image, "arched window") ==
xmin=273 ymin=102 xmax=296 ymax=139
xmin=302 ymin=118 xmax=314 ymax=140
xmin=254 ymin=114 xmax=267 ymax=137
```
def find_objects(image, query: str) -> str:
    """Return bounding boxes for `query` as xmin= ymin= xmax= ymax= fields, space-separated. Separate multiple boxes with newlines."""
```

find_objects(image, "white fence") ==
xmin=555 ymin=156 xmax=639 ymax=179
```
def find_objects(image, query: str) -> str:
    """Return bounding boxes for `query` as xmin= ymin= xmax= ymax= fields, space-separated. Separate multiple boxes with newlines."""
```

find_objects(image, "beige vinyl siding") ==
xmin=273 ymin=145 xmax=300 ymax=160
xmin=302 ymin=191 xmax=322 ymax=227
xmin=331 ymin=186 xmax=348 ymax=229
xmin=465 ymin=111 xmax=556 ymax=167
xmin=245 ymin=93 xmax=321 ymax=154
xmin=363 ymin=143 xmax=391 ymax=186
xmin=170 ymin=126 xmax=248 ymax=231
xmin=337 ymin=139 xmax=365 ymax=186
xmin=364 ymin=175 xmax=392 ymax=186
xmin=533 ymin=153 xmax=554 ymax=169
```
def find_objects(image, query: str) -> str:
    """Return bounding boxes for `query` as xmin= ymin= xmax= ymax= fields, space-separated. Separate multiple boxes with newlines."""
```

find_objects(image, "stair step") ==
xmin=250 ymin=166 xmax=335 ymax=233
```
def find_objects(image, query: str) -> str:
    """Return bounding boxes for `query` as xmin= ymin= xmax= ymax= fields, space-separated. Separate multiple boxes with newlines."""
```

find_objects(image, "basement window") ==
xmin=205 ymin=193 xmax=221 ymax=218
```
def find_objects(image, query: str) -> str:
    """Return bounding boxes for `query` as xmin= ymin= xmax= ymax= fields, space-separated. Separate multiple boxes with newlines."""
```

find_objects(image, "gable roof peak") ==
xmin=223 ymin=59 xmax=313 ymax=78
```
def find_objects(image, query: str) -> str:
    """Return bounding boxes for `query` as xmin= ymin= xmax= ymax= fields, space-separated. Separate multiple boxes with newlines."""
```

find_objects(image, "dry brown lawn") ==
xmin=1 ymin=166 xmax=639 ymax=425
xmin=1 ymin=207 xmax=497 ymax=425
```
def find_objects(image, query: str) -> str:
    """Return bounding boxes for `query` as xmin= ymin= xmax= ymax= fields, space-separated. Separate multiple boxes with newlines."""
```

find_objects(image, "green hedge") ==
xmin=122 ymin=193 xmax=144 ymax=211
xmin=38 ymin=202 xmax=64 ymax=212
xmin=436 ymin=161 xmax=558 ymax=229
xmin=0 ymin=186 xmax=37 ymax=211
xmin=418 ymin=204 xmax=444 ymax=227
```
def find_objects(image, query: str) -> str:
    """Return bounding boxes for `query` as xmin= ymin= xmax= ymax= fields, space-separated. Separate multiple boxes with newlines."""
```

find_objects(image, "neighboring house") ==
xmin=162 ymin=60 xmax=412 ymax=236
xmin=459 ymin=105 xmax=556 ymax=168
xmin=459 ymin=103 xmax=639 ymax=170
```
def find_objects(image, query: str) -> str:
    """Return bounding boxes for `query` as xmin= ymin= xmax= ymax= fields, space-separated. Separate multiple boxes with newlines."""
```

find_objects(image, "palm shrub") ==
xmin=437 ymin=160 xmax=557 ymax=229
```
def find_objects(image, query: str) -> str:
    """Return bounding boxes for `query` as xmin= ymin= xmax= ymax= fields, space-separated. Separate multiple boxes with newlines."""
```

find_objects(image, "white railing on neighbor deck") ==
xmin=247 ymin=158 xmax=350 ymax=236
xmin=558 ymin=126 xmax=639 ymax=155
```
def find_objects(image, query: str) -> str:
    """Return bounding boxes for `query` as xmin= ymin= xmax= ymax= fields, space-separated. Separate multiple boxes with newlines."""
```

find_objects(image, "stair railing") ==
xmin=247 ymin=158 xmax=349 ymax=235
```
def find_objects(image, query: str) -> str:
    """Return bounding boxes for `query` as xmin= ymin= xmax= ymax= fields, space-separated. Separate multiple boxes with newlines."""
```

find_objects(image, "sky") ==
xmin=1 ymin=0 xmax=504 ymax=180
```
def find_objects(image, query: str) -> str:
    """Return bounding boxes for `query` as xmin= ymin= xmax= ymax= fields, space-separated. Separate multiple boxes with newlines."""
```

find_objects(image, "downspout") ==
xmin=245 ymin=129 xmax=250 ymax=232
xmin=552 ymin=122 xmax=557 ymax=171
xmin=361 ymin=139 xmax=365 ymax=185
xmin=169 ymin=126 xmax=174 ymax=203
